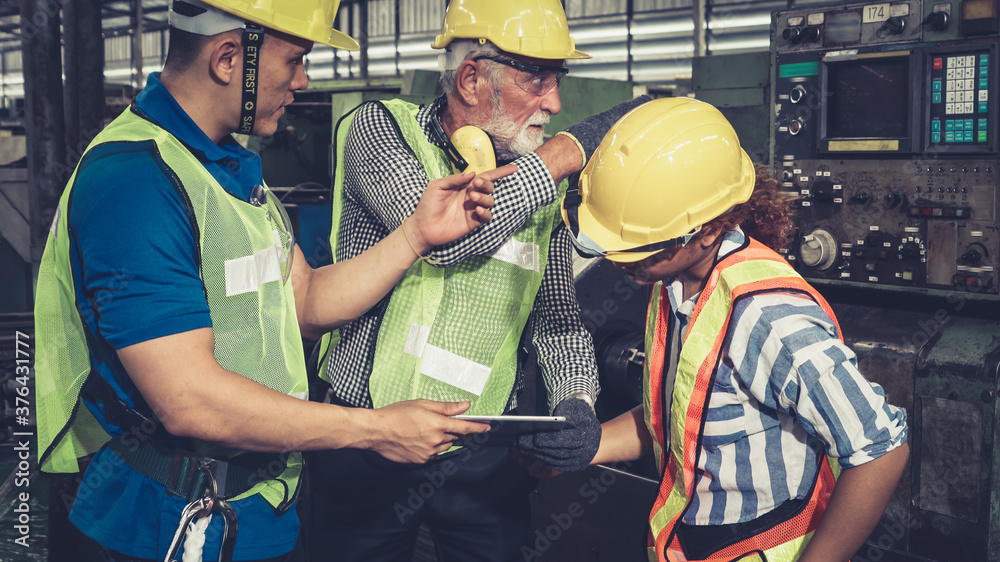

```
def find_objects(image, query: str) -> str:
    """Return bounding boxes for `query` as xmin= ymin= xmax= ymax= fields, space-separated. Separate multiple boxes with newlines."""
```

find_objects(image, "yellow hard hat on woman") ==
xmin=169 ymin=0 xmax=359 ymax=50
xmin=431 ymin=0 xmax=590 ymax=60
xmin=562 ymin=97 xmax=756 ymax=263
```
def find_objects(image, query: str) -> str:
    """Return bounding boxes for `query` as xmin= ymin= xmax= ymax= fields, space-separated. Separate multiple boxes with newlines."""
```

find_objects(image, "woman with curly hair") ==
xmin=560 ymin=97 xmax=909 ymax=562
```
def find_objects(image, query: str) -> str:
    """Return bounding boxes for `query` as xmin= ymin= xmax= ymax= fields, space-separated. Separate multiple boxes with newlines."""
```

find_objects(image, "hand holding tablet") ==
xmin=451 ymin=415 xmax=566 ymax=434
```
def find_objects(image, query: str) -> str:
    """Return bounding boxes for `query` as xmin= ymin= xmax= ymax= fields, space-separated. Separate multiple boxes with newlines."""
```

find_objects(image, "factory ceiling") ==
xmin=0 ymin=0 xmax=170 ymax=52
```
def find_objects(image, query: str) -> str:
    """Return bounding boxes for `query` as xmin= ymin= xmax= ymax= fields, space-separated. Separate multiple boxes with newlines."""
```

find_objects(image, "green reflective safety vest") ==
xmin=34 ymin=106 xmax=306 ymax=509
xmin=326 ymin=99 xmax=567 ymax=415
xmin=642 ymin=239 xmax=840 ymax=562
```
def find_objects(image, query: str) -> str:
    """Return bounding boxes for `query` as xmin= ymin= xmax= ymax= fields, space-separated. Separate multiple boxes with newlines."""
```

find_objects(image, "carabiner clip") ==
xmin=163 ymin=495 xmax=213 ymax=562
xmin=163 ymin=462 xmax=219 ymax=562
xmin=213 ymin=498 xmax=239 ymax=562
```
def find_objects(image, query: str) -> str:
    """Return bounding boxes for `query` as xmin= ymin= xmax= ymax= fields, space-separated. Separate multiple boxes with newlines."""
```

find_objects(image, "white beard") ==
xmin=482 ymin=99 xmax=550 ymax=161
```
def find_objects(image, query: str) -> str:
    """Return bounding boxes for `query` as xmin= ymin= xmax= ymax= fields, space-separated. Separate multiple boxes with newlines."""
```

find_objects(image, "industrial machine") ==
xmin=772 ymin=1 xmax=1000 ymax=559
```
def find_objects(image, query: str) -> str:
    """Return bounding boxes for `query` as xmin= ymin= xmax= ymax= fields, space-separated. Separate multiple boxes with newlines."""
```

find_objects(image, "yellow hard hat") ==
xmin=562 ymin=97 xmax=755 ymax=263
xmin=430 ymin=0 xmax=590 ymax=60
xmin=171 ymin=0 xmax=359 ymax=51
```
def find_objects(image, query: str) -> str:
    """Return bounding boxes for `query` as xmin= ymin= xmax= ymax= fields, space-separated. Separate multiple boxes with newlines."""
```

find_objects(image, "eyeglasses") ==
xmin=562 ymin=186 xmax=700 ymax=261
xmin=603 ymin=229 xmax=701 ymax=262
xmin=250 ymin=184 xmax=295 ymax=285
xmin=472 ymin=55 xmax=569 ymax=96
xmin=569 ymin=226 xmax=701 ymax=261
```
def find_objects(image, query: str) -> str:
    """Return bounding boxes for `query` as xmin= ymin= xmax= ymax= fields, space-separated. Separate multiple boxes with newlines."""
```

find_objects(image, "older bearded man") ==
xmin=306 ymin=1 xmax=649 ymax=561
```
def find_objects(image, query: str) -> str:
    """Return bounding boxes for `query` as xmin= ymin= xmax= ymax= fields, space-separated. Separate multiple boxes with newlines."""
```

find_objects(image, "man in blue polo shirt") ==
xmin=33 ymin=1 xmax=497 ymax=561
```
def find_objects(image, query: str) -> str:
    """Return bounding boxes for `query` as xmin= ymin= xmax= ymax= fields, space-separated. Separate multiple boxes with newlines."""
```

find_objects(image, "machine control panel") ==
xmin=774 ymin=0 xmax=923 ymax=52
xmin=778 ymin=159 xmax=999 ymax=294
xmin=772 ymin=1 xmax=1000 ymax=298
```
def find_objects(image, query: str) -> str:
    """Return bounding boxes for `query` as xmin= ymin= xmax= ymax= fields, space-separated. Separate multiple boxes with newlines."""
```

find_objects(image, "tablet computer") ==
xmin=452 ymin=415 xmax=566 ymax=434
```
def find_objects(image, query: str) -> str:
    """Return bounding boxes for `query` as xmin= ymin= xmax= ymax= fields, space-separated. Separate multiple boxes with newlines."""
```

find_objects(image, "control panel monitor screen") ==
xmin=826 ymin=58 xmax=909 ymax=138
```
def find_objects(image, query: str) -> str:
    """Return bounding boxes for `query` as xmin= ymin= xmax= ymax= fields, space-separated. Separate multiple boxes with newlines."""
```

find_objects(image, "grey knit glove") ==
xmin=516 ymin=398 xmax=601 ymax=472
xmin=561 ymin=95 xmax=653 ymax=165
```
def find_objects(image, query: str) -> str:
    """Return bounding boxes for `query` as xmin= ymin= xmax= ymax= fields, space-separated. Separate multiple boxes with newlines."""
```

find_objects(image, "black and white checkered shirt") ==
xmin=323 ymin=96 xmax=600 ymax=412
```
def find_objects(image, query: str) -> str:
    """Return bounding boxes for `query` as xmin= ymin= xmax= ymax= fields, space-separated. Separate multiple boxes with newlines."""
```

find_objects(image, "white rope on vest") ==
xmin=181 ymin=514 xmax=212 ymax=562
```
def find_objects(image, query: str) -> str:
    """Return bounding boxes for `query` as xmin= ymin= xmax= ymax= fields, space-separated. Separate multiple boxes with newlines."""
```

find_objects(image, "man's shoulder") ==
xmin=344 ymin=99 xmax=432 ymax=157
xmin=69 ymin=140 xmax=185 ymax=229
xmin=351 ymin=98 xmax=425 ymax=128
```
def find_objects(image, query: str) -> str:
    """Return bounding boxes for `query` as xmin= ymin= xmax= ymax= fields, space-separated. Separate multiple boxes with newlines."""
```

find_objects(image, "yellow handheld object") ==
xmin=450 ymin=125 xmax=496 ymax=175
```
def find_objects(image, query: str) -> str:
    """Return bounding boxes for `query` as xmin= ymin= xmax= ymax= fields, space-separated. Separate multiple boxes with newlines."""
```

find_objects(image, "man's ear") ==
xmin=455 ymin=60 xmax=487 ymax=107
xmin=208 ymin=32 xmax=242 ymax=85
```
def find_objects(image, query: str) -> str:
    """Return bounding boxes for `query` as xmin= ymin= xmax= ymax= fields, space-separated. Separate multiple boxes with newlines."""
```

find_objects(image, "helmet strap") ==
xmin=237 ymin=23 xmax=265 ymax=136
xmin=563 ymin=186 xmax=583 ymax=236
xmin=428 ymin=100 xmax=471 ymax=172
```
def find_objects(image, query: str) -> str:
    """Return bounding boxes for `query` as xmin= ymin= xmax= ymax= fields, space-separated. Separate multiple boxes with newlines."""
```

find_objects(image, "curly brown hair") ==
xmin=699 ymin=164 xmax=797 ymax=251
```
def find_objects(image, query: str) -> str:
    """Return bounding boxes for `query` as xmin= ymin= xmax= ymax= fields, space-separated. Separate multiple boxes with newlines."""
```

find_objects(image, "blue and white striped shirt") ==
xmin=663 ymin=228 xmax=908 ymax=526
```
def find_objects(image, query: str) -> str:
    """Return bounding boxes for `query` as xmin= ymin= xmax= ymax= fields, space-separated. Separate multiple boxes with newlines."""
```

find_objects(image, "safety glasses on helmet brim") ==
xmin=560 ymin=186 xmax=701 ymax=264
xmin=472 ymin=55 xmax=569 ymax=97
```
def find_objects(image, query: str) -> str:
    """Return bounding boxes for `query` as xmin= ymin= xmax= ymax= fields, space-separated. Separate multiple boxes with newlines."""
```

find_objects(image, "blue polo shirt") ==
xmin=66 ymin=73 xmax=299 ymax=561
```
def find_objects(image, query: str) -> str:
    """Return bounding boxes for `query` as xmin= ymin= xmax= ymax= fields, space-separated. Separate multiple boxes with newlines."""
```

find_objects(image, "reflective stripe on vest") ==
xmin=34 ymin=106 xmax=306 ymax=510
xmin=327 ymin=99 xmax=566 ymax=414
xmin=643 ymin=239 xmax=841 ymax=562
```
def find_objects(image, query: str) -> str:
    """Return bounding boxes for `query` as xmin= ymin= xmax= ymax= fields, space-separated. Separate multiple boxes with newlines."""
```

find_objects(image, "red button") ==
xmin=933 ymin=58 xmax=943 ymax=69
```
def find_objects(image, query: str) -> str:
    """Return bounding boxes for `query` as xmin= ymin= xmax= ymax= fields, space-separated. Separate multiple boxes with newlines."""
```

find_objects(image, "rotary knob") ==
xmin=884 ymin=191 xmax=902 ymax=208
xmin=880 ymin=16 xmax=906 ymax=35
xmin=799 ymin=229 xmax=839 ymax=271
xmin=801 ymin=25 xmax=822 ymax=42
xmin=811 ymin=179 xmax=834 ymax=203
xmin=923 ymin=11 xmax=949 ymax=31
xmin=782 ymin=26 xmax=803 ymax=43
xmin=898 ymin=238 xmax=925 ymax=261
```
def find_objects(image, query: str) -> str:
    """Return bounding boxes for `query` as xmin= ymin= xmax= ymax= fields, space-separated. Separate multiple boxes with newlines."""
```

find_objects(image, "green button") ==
xmin=933 ymin=80 xmax=942 ymax=92
xmin=932 ymin=120 xmax=941 ymax=131
xmin=980 ymin=101 xmax=989 ymax=113
xmin=946 ymin=131 xmax=955 ymax=142
xmin=978 ymin=130 xmax=988 ymax=142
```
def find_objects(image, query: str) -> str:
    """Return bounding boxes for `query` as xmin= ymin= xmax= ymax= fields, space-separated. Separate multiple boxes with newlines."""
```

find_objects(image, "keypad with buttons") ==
xmin=930 ymin=53 xmax=989 ymax=146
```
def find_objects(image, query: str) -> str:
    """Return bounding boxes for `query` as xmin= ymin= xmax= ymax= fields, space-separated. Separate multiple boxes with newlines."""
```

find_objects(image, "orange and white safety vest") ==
xmin=642 ymin=238 xmax=841 ymax=562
